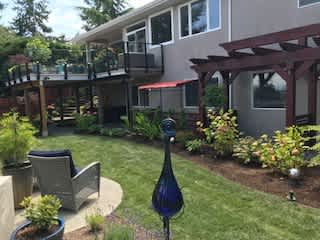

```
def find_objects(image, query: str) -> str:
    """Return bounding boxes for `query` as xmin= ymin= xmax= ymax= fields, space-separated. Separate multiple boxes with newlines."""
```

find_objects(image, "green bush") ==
xmin=75 ymin=114 xmax=97 ymax=133
xmin=100 ymin=128 xmax=128 ymax=137
xmin=176 ymin=131 xmax=196 ymax=145
xmin=20 ymin=195 xmax=61 ymax=231
xmin=233 ymin=137 xmax=262 ymax=165
xmin=0 ymin=111 xmax=38 ymax=167
xmin=85 ymin=212 xmax=105 ymax=233
xmin=305 ymin=125 xmax=320 ymax=166
xmin=134 ymin=112 xmax=160 ymax=140
xmin=186 ymin=139 xmax=203 ymax=153
xmin=104 ymin=225 xmax=134 ymax=240
xmin=204 ymin=85 xmax=226 ymax=109
xmin=198 ymin=109 xmax=238 ymax=156
xmin=259 ymin=127 xmax=307 ymax=174
xmin=88 ymin=124 xmax=102 ymax=134
xmin=177 ymin=111 xmax=188 ymax=130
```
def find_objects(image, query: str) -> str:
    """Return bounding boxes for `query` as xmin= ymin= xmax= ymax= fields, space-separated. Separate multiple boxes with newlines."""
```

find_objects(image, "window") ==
xmin=150 ymin=9 xmax=173 ymax=45
xmin=132 ymin=86 xmax=139 ymax=106
xmin=139 ymin=90 xmax=149 ymax=106
xmin=126 ymin=22 xmax=146 ymax=53
xmin=299 ymin=0 xmax=320 ymax=7
xmin=252 ymin=72 xmax=286 ymax=109
xmin=185 ymin=80 xmax=199 ymax=107
xmin=179 ymin=0 xmax=221 ymax=38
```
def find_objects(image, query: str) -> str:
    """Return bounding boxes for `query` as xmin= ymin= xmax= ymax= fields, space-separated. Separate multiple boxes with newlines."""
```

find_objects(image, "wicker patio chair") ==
xmin=28 ymin=150 xmax=100 ymax=211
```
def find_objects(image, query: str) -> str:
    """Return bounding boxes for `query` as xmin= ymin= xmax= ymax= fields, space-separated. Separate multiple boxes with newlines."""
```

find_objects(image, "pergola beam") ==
xmin=279 ymin=42 xmax=309 ymax=52
xmin=251 ymin=47 xmax=281 ymax=55
xmin=192 ymin=46 xmax=320 ymax=73
xmin=221 ymin=23 xmax=320 ymax=52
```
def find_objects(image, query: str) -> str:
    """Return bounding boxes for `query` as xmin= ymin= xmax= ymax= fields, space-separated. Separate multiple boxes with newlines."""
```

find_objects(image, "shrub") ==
xmin=20 ymin=195 xmax=61 ymax=231
xmin=175 ymin=131 xmax=196 ymax=145
xmin=303 ymin=125 xmax=320 ymax=167
xmin=134 ymin=112 xmax=160 ymax=140
xmin=198 ymin=109 xmax=238 ymax=156
xmin=85 ymin=212 xmax=105 ymax=233
xmin=177 ymin=111 xmax=188 ymax=130
xmin=0 ymin=111 xmax=38 ymax=167
xmin=104 ymin=225 xmax=134 ymax=240
xmin=75 ymin=114 xmax=97 ymax=133
xmin=204 ymin=85 xmax=226 ymax=109
xmin=100 ymin=128 xmax=128 ymax=137
xmin=88 ymin=124 xmax=102 ymax=134
xmin=185 ymin=139 xmax=203 ymax=153
xmin=233 ymin=137 xmax=262 ymax=165
xmin=259 ymin=127 xmax=307 ymax=174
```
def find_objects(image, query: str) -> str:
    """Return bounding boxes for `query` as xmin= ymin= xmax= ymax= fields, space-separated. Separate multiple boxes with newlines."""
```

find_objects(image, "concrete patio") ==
xmin=14 ymin=177 xmax=123 ymax=233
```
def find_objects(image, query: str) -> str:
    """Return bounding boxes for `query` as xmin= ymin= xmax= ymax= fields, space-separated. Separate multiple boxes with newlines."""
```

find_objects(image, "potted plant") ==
xmin=11 ymin=195 xmax=64 ymax=240
xmin=0 ymin=111 xmax=38 ymax=208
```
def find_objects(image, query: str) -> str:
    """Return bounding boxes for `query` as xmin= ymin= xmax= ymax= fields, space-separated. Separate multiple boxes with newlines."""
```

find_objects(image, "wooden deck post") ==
xmin=126 ymin=79 xmax=134 ymax=129
xmin=75 ymin=87 xmax=80 ymax=114
xmin=39 ymin=81 xmax=48 ymax=137
xmin=308 ymin=64 xmax=318 ymax=124
xmin=96 ymin=85 xmax=105 ymax=125
xmin=24 ymin=89 xmax=32 ymax=119
xmin=58 ymin=87 xmax=64 ymax=121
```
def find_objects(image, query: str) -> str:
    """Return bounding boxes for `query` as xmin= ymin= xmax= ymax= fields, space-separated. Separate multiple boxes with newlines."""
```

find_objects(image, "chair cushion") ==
xmin=28 ymin=150 xmax=78 ymax=177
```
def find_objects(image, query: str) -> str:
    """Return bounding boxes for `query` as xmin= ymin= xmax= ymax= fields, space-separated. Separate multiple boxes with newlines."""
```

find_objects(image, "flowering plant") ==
xmin=233 ymin=136 xmax=263 ymax=164
xmin=197 ymin=109 xmax=238 ymax=156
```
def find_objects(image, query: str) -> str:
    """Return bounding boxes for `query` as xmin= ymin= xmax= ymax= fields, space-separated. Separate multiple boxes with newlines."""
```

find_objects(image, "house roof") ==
xmin=73 ymin=0 xmax=184 ymax=44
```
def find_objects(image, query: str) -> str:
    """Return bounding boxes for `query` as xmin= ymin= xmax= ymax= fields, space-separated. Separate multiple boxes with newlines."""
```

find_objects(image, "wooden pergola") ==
xmin=190 ymin=23 xmax=320 ymax=127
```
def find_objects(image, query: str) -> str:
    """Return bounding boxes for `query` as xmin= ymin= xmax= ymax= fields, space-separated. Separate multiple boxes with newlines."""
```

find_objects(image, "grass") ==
xmin=36 ymin=134 xmax=320 ymax=240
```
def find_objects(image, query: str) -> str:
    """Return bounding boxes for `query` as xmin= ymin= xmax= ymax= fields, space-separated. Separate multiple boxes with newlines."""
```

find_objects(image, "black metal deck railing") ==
xmin=6 ymin=41 xmax=164 ymax=86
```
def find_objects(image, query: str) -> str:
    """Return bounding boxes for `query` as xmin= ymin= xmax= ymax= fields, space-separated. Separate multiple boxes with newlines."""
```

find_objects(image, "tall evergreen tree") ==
xmin=78 ymin=0 xmax=131 ymax=31
xmin=11 ymin=0 xmax=52 ymax=37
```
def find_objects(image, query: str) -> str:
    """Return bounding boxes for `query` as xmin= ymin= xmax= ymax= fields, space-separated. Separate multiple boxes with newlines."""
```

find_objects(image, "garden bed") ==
xmin=64 ymin=214 xmax=162 ymax=240
xmin=123 ymin=134 xmax=320 ymax=209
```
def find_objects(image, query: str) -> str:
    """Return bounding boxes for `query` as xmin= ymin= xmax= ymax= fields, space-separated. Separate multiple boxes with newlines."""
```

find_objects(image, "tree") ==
xmin=11 ymin=0 xmax=52 ymax=37
xmin=25 ymin=37 xmax=52 ymax=63
xmin=78 ymin=0 xmax=131 ymax=31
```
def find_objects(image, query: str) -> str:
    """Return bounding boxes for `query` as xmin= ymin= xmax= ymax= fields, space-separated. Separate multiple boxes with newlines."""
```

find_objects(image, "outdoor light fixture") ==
xmin=152 ymin=118 xmax=184 ymax=240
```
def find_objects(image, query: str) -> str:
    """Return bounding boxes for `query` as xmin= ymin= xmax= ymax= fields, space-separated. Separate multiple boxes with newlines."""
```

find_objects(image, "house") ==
xmin=6 ymin=0 xmax=320 ymax=137
xmin=72 ymin=0 xmax=320 ymax=137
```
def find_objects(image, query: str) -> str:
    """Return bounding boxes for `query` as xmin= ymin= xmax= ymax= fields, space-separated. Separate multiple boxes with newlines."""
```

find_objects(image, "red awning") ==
xmin=138 ymin=80 xmax=194 ymax=90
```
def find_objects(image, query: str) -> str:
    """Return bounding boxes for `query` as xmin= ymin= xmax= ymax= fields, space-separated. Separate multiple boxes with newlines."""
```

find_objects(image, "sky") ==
xmin=0 ymin=0 xmax=153 ymax=39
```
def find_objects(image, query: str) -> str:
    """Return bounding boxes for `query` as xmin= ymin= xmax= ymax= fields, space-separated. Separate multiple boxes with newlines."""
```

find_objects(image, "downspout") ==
xmin=228 ymin=0 xmax=233 ymax=109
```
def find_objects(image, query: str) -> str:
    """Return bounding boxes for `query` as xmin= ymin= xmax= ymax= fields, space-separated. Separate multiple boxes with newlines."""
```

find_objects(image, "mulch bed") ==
xmin=125 ymin=135 xmax=320 ymax=209
xmin=64 ymin=215 xmax=162 ymax=240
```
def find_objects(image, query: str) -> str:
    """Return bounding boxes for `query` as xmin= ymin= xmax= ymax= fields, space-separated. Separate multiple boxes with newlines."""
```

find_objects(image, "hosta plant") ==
xmin=198 ymin=109 xmax=238 ymax=156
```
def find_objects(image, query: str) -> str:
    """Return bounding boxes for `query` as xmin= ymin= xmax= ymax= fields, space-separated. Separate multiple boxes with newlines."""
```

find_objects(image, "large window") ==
xmin=150 ymin=9 xmax=173 ymax=46
xmin=185 ymin=80 xmax=199 ymax=107
xmin=179 ymin=0 xmax=221 ymax=38
xmin=299 ymin=0 xmax=320 ymax=7
xmin=126 ymin=22 xmax=146 ymax=53
xmin=252 ymin=72 xmax=286 ymax=109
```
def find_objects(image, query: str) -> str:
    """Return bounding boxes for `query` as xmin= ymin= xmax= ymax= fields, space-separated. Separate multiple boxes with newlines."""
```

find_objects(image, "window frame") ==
xmin=148 ymin=8 xmax=174 ymax=48
xmin=125 ymin=20 xmax=147 ymax=53
xmin=297 ymin=0 xmax=320 ymax=8
xmin=250 ymin=71 xmax=287 ymax=111
xmin=178 ymin=0 xmax=222 ymax=40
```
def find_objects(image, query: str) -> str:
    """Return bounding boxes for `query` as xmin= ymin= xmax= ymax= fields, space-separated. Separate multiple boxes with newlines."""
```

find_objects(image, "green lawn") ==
xmin=37 ymin=134 xmax=320 ymax=240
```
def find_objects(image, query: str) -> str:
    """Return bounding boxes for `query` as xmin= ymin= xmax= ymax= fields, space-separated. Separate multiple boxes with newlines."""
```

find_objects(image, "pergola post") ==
xmin=221 ymin=71 xmax=230 ymax=111
xmin=39 ymin=81 xmax=48 ymax=137
xmin=285 ymin=69 xmax=296 ymax=127
xmin=198 ymin=72 xmax=207 ymax=124
xmin=24 ymin=89 xmax=32 ymax=119
xmin=75 ymin=87 xmax=80 ymax=114
xmin=308 ymin=64 xmax=318 ymax=124
xmin=96 ymin=85 xmax=105 ymax=125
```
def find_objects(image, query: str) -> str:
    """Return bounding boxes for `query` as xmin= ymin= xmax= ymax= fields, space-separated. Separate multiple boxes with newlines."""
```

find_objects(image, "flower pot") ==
xmin=11 ymin=218 xmax=64 ymax=240
xmin=2 ymin=162 xmax=33 ymax=209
